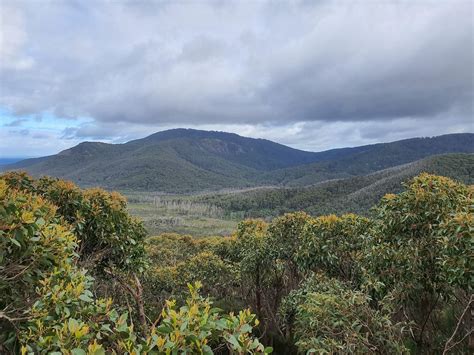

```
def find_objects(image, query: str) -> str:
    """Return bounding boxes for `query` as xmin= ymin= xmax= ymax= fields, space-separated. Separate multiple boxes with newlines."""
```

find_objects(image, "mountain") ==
xmin=195 ymin=153 xmax=474 ymax=218
xmin=261 ymin=133 xmax=474 ymax=186
xmin=3 ymin=129 xmax=325 ymax=192
xmin=3 ymin=129 xmax=474 ymax=192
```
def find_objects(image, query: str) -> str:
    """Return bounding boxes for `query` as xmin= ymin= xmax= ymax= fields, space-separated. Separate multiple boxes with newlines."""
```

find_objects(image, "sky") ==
xmin=0 ymin=0 xmax=473 ymax=158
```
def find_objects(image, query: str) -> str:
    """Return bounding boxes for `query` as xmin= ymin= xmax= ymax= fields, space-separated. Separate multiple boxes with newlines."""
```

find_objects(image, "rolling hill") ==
xmin=194 ymin=153 xmax=474 ymax=218
xmin=3 ymin=129 xmax=473 ymax=192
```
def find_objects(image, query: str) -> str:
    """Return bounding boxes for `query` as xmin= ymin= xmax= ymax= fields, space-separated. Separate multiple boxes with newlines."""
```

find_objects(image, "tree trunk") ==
xmin=255 ymin=264 xmax=262 ymax=317
xmin=105 ymin=269 xmax=148 ymax=333
xmin=133 ymin=273 xmax=147 ymax=332
xmin=469 ymin=298 xmax=474 ymax=350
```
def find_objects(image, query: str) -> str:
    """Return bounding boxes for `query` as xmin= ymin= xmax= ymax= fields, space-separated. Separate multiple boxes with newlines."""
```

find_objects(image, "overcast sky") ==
xmin=0 ymin=0 xmax=473 ymax=158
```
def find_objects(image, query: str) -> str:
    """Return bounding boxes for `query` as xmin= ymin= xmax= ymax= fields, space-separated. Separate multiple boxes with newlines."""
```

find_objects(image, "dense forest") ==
xmin=0 ymin=171 xmax=472 ymax=354
xmin=194 ymin=154 xmax=474 ymax=219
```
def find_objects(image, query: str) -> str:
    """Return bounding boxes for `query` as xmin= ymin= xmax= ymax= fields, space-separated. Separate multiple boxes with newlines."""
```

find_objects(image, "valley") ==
xmin=4 ymin=129 xmax=473 ymax=236
xmin=121 ymin=151 xmax=474 ymax=236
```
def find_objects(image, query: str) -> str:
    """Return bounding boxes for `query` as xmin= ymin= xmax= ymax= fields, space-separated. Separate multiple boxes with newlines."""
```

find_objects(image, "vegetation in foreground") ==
xmin=0 ymin=171 xmax=472 ymax=353
xmin=0 ymin=172 xmax=269 ymax=354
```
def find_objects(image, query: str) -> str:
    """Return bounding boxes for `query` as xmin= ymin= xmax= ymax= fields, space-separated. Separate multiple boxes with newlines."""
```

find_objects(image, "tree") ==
xmin=2 ymin=172 xmax=149 ymax=330
xmin=0 ymin=174 xmax=138 ymax=353
xmin=363 ymin=173 xmax=473 ymax=352
xmin=279 ymin=274 xmax=406 ymax=354
xmin=234 ymin=220 xmax=269 ymax=318
xmin=295 ymin=213 xmax=370 ymax=286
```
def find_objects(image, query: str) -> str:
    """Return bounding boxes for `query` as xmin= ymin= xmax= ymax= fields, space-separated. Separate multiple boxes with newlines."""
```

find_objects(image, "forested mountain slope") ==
xmin=195 ymin=153 xmax=474 ymax=218
xmin=3 ymin=130 xmax=473 ymax=192
xmin=3 ymin=129 xmax=321 ymax=191
xmin=262 ymin=133 xmax=474 ymax=186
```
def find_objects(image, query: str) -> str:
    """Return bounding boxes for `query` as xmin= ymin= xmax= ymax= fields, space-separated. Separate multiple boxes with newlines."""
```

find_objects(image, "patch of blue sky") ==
xmin=0 ymin=107 xmax=93 ymax=132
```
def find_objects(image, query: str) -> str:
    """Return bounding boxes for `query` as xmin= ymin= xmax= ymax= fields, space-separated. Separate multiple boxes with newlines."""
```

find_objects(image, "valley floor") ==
xmin=125 ymin=192 xmax=238 ymax=236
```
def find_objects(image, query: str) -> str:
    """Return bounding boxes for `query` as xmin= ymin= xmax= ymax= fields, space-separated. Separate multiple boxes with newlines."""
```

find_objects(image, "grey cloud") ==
xmin=259 ymin=3 xmax=473 ymax=122
xmin=0 ymin=0 xmax=472 ymax=141
xmin=178 ymin=36 xmax=228 ymax=63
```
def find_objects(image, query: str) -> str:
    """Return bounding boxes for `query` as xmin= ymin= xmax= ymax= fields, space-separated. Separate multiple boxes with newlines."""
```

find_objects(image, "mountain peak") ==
xmin=138 ymin=128 xmax=246 ymax=143
xmin=58 ymin=141 xmax=111 ymax=156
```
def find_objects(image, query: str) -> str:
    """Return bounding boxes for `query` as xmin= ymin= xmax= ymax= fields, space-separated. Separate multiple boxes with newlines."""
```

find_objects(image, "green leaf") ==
xmin=79 ymin=294 xmax=92 ymax=302
xmin=68 ymin=318 xmax=79 ymax=333
xmin=240 ymin=324 xmax=252 ymax=333
xmin=10 ymin=237 xmax=21 ymax=248
xmin=71 ymin=349 xmax=86 ymax=355
xmin=36 ymin=217 xmax=46 ymax=227
xmin=226 ymin=334 xmax=240 ymax=349
xmin=90 ymin=348 xmax=105 ymax=355
xmin=156 ymin=324 xmax=173 ymax=334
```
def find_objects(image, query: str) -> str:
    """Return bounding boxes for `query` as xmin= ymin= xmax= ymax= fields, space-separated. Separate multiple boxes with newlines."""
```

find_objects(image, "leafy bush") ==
xmin=295 ymin=214 xmax=370 ymax=285
xmin=2 ymin=172 xmax=148 ymax=274
xmin=0 ymin=175 xmax=138 ymax=353
xmin=149 ymin=282 xmax=271 ymax=354
xmin=362 ymin=173 xmax=473 ymax=351
xmin=280 ymin=274 xmax=406 ymax=354
xmin=1 ymin=173 xmax=268 ymax=354
xmin=146 ymin=173 xmax=473 ymax=353
xmin=3 ymin=170 xmax=471 ymax=353
xmin=437 ymin=212 xmax=473 ymax=292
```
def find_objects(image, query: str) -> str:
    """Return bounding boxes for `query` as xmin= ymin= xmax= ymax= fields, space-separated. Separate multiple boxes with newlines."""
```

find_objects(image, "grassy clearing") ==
xmin=124 ymin=192 xmax=237 ymax=236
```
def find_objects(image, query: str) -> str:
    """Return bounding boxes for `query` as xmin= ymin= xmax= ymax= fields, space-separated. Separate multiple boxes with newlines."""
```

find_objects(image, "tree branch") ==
xmin=443 ymin=294 xmax=473 ymax=355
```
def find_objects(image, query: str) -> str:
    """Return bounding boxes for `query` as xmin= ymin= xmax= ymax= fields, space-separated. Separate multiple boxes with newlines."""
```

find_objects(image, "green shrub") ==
xmin=280 ymin=274 xmax=406 ymax=354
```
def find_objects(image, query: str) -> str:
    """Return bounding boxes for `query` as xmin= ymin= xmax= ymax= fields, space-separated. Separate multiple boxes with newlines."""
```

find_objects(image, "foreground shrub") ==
xmin=149 ymin=282 xmax=271 ymax=354
xmin=295 ymin=214 xmax=370 ymax=285
xmin=279 ymin=274 xmax=406 ymax=354
xmin=0 ymin=173 xmax=269 ymax=354
xmin=0 ymin=176 xmax=138 ymax=353
xmin=2 ymin=172 xmax=148 ymax=274
xmin=363 ymin=173 xmax=473 ymax=351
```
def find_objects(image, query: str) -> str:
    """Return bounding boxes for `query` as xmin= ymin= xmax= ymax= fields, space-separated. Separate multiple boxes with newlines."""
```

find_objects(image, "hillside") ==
xmin=261 ymin=133 xmax=474 ymax=186
xmin=3 ymin=129 xmax=474 ymax=192
xmin=194 ymin=153 xmax=474 ymax=218
xmin=3 ymin=129 xmax=321 ymax=192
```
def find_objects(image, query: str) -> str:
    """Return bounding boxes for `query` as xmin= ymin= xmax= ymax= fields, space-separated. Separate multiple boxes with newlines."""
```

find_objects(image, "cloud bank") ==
xmin=0 ymin=0 xmax=472 ymax=156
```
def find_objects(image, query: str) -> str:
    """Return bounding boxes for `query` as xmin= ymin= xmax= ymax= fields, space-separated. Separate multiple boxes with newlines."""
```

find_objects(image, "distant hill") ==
xmin=3 ymin=129 xmax=324 ymax=192
xmin=3 ymin=129 xmax=474 ymax=192
xmin=195 ymin=153 xmax=474 ymax=218
xmin=261 ymin=133 xmax=474 ymax=186
xmin=0 ymin=157 xmax=30 ymax=167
